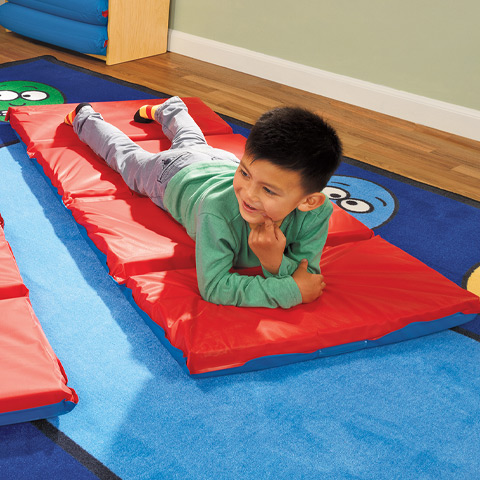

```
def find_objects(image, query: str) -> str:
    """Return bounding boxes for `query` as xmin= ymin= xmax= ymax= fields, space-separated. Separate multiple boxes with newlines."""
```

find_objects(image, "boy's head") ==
xmin=233 ymin=106 xmax=342 ymax=226
xmin=245 ymin=106 xmax=342 ymax=194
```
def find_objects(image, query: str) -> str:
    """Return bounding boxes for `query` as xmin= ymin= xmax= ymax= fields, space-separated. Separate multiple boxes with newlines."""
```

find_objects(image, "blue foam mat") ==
xmin=0 ymin=3 xmax=107 ymax=55
xmin=6 ymin=0 xmax=108 ymax=26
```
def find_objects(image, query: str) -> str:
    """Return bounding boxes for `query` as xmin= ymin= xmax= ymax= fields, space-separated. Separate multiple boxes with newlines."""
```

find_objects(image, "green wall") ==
xmin=169 ymin=0 xmax=480 ymax=110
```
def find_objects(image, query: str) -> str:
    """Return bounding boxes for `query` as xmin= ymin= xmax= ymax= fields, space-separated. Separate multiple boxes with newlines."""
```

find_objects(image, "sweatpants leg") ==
xmin=73 ymin=106 xmax=161 ymax=196
xmin=154 ymin=96 xmax=208 ymax=150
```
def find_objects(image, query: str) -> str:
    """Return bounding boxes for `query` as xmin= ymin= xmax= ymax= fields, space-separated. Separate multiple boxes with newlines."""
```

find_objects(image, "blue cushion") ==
xmin=0 ymin=3 xmax=108 ymax=56
xmin=7 ymin=0 xmax=108 ymax=25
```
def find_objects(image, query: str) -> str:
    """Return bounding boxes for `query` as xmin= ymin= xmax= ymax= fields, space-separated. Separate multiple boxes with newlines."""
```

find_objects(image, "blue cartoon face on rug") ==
xmin=324 ymin=176 xmax=398 ymax=228
xmin=0 ymin=81 xmax=66 ymax=121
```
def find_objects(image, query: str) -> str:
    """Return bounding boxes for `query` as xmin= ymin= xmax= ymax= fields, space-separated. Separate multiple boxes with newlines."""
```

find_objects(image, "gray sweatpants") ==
xmin=73 ymin=96 xmax=239 ymax=209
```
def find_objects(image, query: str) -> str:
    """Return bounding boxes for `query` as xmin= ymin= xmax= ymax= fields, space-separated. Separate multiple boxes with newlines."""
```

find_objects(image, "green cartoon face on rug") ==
xmin=0 ymin=81 xmax=66 ymax=121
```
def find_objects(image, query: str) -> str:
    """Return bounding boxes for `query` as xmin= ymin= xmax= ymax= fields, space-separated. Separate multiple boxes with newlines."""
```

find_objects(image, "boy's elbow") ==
xmin=199 ymin=278 xmax=253 ymax=307
xmin=199 ymin=280 xmax=231 ymax=306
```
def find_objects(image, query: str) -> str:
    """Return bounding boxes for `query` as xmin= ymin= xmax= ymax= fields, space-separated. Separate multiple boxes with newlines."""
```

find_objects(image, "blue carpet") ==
xmin=0 ymin=57 xmax=479 ymax=479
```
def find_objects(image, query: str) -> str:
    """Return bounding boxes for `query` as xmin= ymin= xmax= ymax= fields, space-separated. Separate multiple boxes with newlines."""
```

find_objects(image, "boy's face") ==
xmin=233 ymin=154 xmax=323 ymax=226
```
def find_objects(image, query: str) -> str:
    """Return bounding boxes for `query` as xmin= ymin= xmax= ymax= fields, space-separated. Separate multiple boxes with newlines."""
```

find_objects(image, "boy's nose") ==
xmin=246 ymin=186 xmax=260 ymax=204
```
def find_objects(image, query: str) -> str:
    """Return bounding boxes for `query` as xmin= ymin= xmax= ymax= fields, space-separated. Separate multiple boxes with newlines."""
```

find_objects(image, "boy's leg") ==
xmin=137 ymin=96 xmax=209 ymax=150
xmin=73 ymin=106 xmax=160 ymax=196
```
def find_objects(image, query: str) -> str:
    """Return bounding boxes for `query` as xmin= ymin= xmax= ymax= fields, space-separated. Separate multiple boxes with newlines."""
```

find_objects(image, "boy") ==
xmin=65 ymin=96 xmax=342 ymax=308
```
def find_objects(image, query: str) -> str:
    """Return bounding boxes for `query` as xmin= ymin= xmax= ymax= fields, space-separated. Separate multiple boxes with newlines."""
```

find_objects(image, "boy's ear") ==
xmin=297 ymin=192 xmax=326 ymax=212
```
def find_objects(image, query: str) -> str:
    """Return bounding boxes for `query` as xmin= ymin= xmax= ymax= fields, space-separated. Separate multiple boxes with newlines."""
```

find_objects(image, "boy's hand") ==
xmin=248 ymin=217 xmax=286 ymax=275
xmin=292 ymin=259 xmax=326 ymax=303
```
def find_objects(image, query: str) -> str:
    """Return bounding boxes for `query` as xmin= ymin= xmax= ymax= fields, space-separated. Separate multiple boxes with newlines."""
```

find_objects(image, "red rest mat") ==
xmin=0 ymin=226 xmax=77 ymax=422
xmin=7 ymin=99 xmax=479 ymax=376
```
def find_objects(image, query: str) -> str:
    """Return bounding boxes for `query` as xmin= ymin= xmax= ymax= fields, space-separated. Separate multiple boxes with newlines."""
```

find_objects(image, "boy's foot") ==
xmin=133 ymin=104 xmax=161 ymax=123
xmin=64 ymin=103 xmax=92 ymax=126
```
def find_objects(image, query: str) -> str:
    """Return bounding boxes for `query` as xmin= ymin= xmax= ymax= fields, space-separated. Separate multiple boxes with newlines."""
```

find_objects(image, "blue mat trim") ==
xmin=133 ymin=303 xmax=475 ymax=377
xmin=0 ymin=400 xmax=77 ymax=427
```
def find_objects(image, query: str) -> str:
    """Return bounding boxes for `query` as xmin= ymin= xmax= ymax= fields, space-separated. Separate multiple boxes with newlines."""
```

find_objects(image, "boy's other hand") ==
xmin=248 ymin=217 xmax=286 ymax=275
xmin=292 ymin=259 xmax=326 ymax=303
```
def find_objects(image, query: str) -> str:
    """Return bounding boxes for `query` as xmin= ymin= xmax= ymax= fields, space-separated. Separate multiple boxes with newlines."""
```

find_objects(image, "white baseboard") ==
xmin=168 ymin=29 xmax=480 ymax=142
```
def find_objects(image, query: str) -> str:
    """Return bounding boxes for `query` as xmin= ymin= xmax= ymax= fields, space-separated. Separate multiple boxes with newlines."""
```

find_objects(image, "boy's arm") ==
xmin=261 ymin=203 xmax=333 ymax=279
xmin=195 ymin=214 xmax=302 ymax=309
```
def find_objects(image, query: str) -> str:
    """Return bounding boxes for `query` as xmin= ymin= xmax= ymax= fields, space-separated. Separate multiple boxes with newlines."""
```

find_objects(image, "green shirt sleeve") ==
xmin=195 ymin=213 xmax=302 ymax=308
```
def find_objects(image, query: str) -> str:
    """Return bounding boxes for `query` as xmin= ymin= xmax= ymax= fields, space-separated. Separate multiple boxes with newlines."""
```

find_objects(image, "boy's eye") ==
xmin=240 ymin=169 xmax=249 ymax=178
xmin=263 ymin=187 xmax=276 ymax=195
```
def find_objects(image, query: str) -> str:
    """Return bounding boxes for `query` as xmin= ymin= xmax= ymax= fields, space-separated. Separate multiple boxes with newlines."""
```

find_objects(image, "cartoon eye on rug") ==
xmin=0 ymin=81 xmax=65 ymax=121
xmin=325 ymin=175 xmax=398 ymax=228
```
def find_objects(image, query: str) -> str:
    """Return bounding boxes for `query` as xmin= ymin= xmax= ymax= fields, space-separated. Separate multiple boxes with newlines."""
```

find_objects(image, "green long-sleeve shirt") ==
xmin=164 ymin=161 xmax=332 ymax=308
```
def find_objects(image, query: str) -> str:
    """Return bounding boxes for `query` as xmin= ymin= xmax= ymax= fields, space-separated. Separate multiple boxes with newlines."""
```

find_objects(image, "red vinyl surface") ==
xmin=7 ymin=98 xmax=232 ymax=146
xmin=7 ymin=99 xmax=480 ymax=375
xmin=0 ymin=229 xmax=28 ymax=300
xmin=69 ymin=197 xmax=196 ymax=282
xmin=0 ymin=297 xmax=78 ymax=414
xmin=0 ymin=226 xmax=77 ymax=419
xmin=127 ymin=236 xmax=480 ymax=374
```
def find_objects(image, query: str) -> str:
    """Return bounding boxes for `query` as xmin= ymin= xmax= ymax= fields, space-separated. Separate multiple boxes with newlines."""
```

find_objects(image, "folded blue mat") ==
xmin=0 ymin=3 xmax=107 ymax=55
xmin=6 ymin=0 xmax=108 ymax=25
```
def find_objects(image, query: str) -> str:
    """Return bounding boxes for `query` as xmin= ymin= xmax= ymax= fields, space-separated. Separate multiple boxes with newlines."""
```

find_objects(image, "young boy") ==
xmin=65 ymin=96 xmax=342 ymax=308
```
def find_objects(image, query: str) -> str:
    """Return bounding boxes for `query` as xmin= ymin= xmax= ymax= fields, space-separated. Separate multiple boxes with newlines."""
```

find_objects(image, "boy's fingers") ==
xmin=261 ymin=217 xmax=278 ymax=241
xmin=274 ymin=223 xmax=286 ymax=240
xmin=263 ymin=217 xmax=274 ymax=228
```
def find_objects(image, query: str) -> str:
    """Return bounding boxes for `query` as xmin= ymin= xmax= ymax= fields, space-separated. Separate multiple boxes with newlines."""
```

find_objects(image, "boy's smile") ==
xmin=233 ymin=154 xmax=325 ymax=226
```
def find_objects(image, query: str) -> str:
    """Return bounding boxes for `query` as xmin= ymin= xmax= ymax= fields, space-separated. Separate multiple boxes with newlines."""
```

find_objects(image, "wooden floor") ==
xmin=1 ymin=30 xmax=479 ymax=202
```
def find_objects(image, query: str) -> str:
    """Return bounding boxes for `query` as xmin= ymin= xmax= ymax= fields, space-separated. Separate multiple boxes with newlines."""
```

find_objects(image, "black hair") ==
xmin=245 ymin=106 xmax=342 ymax=193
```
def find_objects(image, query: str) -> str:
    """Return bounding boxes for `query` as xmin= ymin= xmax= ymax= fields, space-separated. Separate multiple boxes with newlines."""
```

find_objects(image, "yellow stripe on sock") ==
xmin=150 ymin=105 xmax=160 ymax=119
xmin=139 ymin=105 xmax=149 ymax=119
xmin=139 ymin=104 xmax=160 ymax=120
xmin=64 ymin=110 xmax=75 ymax=126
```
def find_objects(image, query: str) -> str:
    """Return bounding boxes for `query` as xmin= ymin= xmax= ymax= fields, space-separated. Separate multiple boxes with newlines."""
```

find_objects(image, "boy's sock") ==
xmin=133 ymin=104 xmax=161 ymax=123
xmin=64 ymin=103 xmax=92 ymax=126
